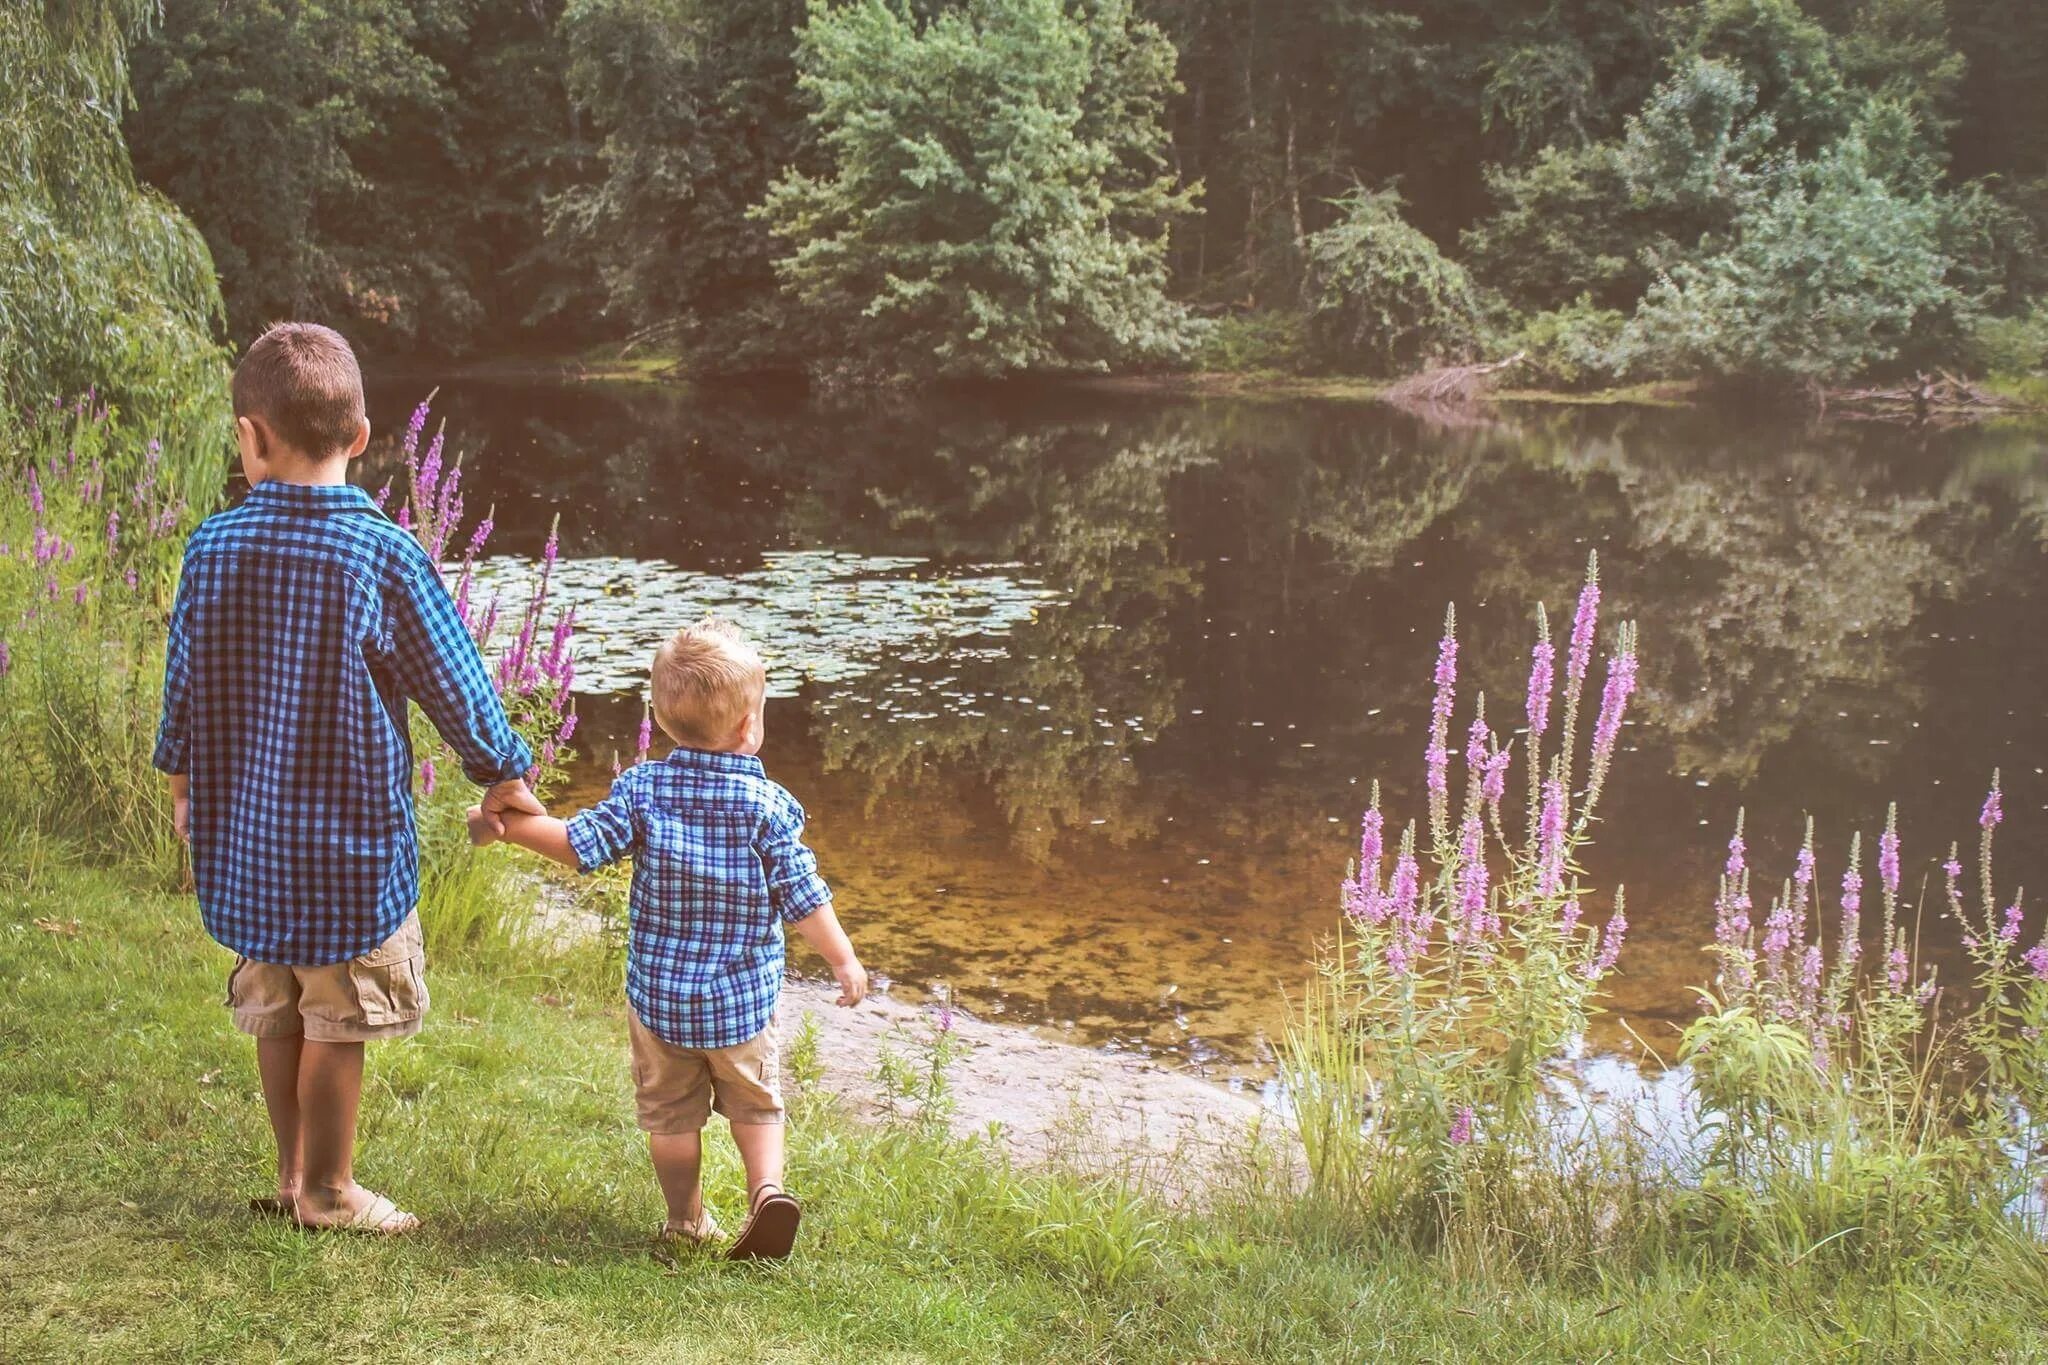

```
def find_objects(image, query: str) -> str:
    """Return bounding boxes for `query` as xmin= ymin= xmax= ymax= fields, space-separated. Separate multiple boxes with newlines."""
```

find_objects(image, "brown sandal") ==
xmin=727 ymin=1184 xmax=800 ymax=1261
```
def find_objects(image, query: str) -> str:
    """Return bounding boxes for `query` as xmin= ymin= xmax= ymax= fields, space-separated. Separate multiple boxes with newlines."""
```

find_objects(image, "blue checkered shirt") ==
xmin=567 ymin=748 xmax=833 ymax=1049
xmin=153 ymin=480 xmax=533 ymax=965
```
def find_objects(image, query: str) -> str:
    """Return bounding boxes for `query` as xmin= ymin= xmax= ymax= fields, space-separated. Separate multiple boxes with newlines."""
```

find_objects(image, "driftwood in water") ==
xmin=1826 ymin=371 xmax=2020 ymax=419
xmin=1380 ymin=351 xmax=1527 ymax=410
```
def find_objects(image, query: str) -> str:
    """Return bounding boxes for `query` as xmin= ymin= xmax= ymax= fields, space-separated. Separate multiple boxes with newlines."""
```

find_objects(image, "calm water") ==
xmin=366 ymin=378 xmax=2048 ymax=1078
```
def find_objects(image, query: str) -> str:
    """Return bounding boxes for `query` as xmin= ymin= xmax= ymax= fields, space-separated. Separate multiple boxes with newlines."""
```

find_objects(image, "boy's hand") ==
xmin=465 ymin=805 xmax=501 ymax=848
xmin=476 ymin=778 xmax=545 ymax=837
xmin=831 ymin=958 xmax=869 ymax=1008
xmin=169 ymin=772 xmax=191 ymax=845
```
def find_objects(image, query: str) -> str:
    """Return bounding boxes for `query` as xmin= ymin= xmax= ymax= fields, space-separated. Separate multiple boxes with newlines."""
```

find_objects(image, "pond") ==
xmin=366 ymin=377 xmax=2048 ymax=1081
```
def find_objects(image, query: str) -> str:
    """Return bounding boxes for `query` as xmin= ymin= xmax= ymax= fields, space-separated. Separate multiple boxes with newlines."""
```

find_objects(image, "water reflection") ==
xmin=366 ymin=379 xmax=2048 ymax=1076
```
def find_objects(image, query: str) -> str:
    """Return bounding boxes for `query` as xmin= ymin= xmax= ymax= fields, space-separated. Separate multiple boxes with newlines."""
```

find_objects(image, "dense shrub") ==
xmin=1505 ymin=297 xmax=1629 ymax=390
xmin=1304 ymin=187 xmax=1482 ymax=374
xmin=1615 ymin=132 xmax=1963 ymax=388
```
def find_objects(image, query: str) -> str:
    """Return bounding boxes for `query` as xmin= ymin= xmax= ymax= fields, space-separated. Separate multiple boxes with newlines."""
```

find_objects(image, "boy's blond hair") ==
xmin=232 ymin=322 xmax=365 ymax=457
xmin=652 ymin=618 xmax=766 ymax=748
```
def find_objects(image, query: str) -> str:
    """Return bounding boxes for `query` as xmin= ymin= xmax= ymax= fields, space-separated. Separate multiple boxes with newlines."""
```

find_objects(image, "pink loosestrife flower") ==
xmin=1879 ymin=819 xmax=1901 ymax=899
xmin=1526 ymin=635 xmax=1553 ymax=741
xmin=636 ymin=706 xmax=654 ymax=765
xmin=1448 ymin=1106 xmax=1474 ymax=1146
xmin=1348 ymin=805 xmax=1387 ymax=923
xmin=2001 ymin=897 xmax=2025 ymax=945
xmin=1589 ymin=897 xmax=1626 ymax=978
xmin=2024 ymin=942 xmax=2048 ymax=981
xmin=1537 ymin=778 xmax=1567 ymax=897
xmin=1456 ymin=810 xmax=1490 ymax=942
xmin=1567 ymin=573 xmax=1599 ymax=688
xmin=1982 ymin=779 xmax=2003 ymax=831
xmin=420 ymin=758 xmax=437 ymax=797
xmin=1840 ymin=859 xmax=1863 ymax=963
xmin=1588 ymin=645 xmax=1637 ymax=772
xmin=1426 ymin=611 xmax=1457 ymax=802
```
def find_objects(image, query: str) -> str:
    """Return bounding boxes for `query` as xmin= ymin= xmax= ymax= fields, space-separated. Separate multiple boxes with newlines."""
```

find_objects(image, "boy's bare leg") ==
xmin=254 ymin=1036 xmax=305 ymax=1204
xmin=290 ymin=1040 xmax=373 ymax=1221
xmin=730 ymin=1122 xmax=786 ymax=1206
xmin=649 ymin=1132 xmax=707 ymax=1227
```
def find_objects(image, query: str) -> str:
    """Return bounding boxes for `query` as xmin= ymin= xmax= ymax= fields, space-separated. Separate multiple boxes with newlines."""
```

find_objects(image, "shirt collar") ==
xmin=660 ymin=747 xmax=764 ymax=777
xmin=244 ymin=480 xmax=380 ymax=513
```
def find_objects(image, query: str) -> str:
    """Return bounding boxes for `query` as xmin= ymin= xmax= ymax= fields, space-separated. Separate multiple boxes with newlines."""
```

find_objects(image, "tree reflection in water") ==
xmin=366 ymin=379 xmax=2048 ymax=1072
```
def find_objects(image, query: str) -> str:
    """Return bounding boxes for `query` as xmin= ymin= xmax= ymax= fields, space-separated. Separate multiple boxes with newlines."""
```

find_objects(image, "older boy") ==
xmin=468 ymin=619 xmax=866 ymax=1261
xmin=155 ymin=323 xmax=542 ymax=1234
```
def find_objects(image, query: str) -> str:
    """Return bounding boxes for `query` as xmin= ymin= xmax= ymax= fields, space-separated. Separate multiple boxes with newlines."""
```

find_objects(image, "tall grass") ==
xmin=1288 ymin=555 xmax=2048 ymax=1274
xmin=0 ymin=400 xmax=199 ymax=881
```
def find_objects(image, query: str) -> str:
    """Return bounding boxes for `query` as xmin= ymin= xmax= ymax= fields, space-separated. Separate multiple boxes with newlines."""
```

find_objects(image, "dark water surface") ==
xmin=366 ymin=378 xmax=2048 ymax=1078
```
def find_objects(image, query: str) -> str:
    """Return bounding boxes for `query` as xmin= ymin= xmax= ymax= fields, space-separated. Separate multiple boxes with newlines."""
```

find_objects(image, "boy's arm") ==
xmin=759 ymin=790 xmax=865 ymax=1006
xmin=386 ymin=561 xmax=536 ymax=800
xmin=152 ymin=556 xmax=195 ymax=780
xmin=791 ymin=902 xmax=867 ymax=1007
xmin=470 ymin=806 xmax=578 ymax=867
xmin=169 ymin=773 xmax=190 ymax=844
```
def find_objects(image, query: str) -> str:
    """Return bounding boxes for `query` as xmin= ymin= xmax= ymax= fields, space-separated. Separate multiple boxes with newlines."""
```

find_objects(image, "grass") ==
xmin=6 ymin=853 xmax=2048 ymax=1361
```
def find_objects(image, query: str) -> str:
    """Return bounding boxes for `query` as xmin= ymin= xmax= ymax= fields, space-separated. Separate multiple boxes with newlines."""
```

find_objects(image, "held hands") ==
xmin=475 ymin=777 xmax=545 ymax=838
xmin=465 ymin=805 xmax=501 ymax=848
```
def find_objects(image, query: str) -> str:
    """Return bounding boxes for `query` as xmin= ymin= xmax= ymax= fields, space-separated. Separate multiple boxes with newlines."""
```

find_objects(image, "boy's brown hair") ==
xmin=232 ymin=322 xmax=366 ymax=457
xmin=651 ymin=618 xmax=766 ymax=748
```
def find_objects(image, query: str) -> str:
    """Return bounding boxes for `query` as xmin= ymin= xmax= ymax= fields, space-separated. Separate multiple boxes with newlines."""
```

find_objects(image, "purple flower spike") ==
xmin=1589 ymin=646 xmax=1637 ymax=769
xmin=1981 ymin=777 xmax=2003 ymax=831
xmin=2001 ymin=897 xmax=2024 ymax=945
xmin=0 ymin=639 xmax=10 ymax=678
xmin=1456 ymin=810 xmax=1490 ymax=942
xmin=1568 ymin=566 xmax=1600 ymax=687
xmin=420 ymin=758 xmax=437 ymax=797
xmin=1589 ymin=896 xmax=1626 ymax=978
xmin=2024 ymin=942 xmax=2048 ymax=981
xmin=1537 ymin=778 xmax=1567 ymax=897
xmin=1526 ymin=636 xmax=1554 ymax=740
xmin=1880 ymin=821 xmax=1901 ymax=898
xmin=1448 ymin=1106 xmax=1474 ymax=1146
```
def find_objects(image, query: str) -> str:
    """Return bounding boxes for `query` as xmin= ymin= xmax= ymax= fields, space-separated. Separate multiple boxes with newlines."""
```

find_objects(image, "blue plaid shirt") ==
xmin=567 ymin=748 xmax=833 ymax=1049
xmin=154 ymin=480 xmax=532 ymax=965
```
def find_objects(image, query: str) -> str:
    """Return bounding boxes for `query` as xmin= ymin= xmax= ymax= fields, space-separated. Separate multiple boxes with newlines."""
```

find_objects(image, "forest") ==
xmin=91 ymin=0 xmax=2048 ymax=393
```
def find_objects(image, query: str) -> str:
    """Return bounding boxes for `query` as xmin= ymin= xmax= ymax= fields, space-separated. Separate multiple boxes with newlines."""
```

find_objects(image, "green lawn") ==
xmin=5 ymin=857 xmax=2046 ymax=1363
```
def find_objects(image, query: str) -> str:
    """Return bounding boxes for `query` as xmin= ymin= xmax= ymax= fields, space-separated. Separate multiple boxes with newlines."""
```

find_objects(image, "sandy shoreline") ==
xmin=778 ymin=978 xmax=1295 ymax=1197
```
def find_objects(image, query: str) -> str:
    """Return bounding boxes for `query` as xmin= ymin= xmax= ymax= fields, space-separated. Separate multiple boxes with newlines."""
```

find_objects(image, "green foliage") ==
xmin=1191 ymin=310 xmax=1313 ymax=373
xmin=1304 ymin=187 xmax=1481 ymax=373
xmin=757 ymin=0 xmax=1200 ymax=383
xmin=1463 ymin=145 xmax=1648 ymax=313
xmin=1506 ymin=297 xmax=1629 ymax=390
xmin=127 ymin=0 xmax=595 ymax=356
xmin=0 ymin=404 xmax=200 ymax=884
xmin=553 ymin=0 xmax=810 ymax=370
xmin=1617 ymin=129 xmax=1965 ymax=387
xmin=0 ymin=2 xmax=226 ymax=446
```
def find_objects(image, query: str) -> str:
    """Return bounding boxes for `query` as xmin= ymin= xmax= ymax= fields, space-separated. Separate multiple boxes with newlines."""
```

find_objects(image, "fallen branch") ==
xmin=1380 ymin=352 xmax=1527 ymax=410
xmin=1827 ymin=371 xmax=2021 ymax=416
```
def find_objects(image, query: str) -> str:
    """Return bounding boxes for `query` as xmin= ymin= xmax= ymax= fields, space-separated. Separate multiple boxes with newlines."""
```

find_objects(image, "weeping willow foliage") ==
xmin=1 ymin=0 xmax=227 ymax=477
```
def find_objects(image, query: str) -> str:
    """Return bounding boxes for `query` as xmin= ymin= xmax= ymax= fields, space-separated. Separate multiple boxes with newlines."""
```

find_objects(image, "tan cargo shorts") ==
xmin=225 ymin=911 xmax=428 ymax=1044
xmin=628 ymin=1011 xmax=784 ymax=1134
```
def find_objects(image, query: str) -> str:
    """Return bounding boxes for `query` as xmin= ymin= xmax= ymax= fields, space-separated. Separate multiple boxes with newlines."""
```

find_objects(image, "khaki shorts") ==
xmin=628 ymin=1012 xmax=784 ymax=1134
xmin=225 ymin=912 xmax=428 ymax=1044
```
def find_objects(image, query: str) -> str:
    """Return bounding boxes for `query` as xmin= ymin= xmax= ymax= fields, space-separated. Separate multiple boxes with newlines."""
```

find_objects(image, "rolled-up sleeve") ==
xmin=756 ymin=788 xmax=831 ymax=924
xmin=151 ymin=556 xmax=196 ymax=775
xmin=566 ymin=777 xmax=640 ymax=873
xmin=386 ymin=562 xmax=533 ymax=785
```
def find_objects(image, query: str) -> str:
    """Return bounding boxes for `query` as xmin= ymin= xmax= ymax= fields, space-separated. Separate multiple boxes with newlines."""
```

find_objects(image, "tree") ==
xmin=1617 ymin=129 xmax=1964 ymax=387
xmin=126 ymin=0 xmax=595 ymax=356
xmin=551 ymin=0 xmax=812 ymax=369
xmin=0 ymin=0 xmax=224 ymax=456
xmin=757 ymin=0 xmax=1199 ymax=382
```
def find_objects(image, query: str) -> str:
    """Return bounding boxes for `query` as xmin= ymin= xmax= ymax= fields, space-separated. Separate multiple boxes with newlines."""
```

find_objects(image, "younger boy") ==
xmin=155 ymin=323 xmax=543 ymax=1234
xmin=467 ymin=618 xmax=865 ymax=1260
